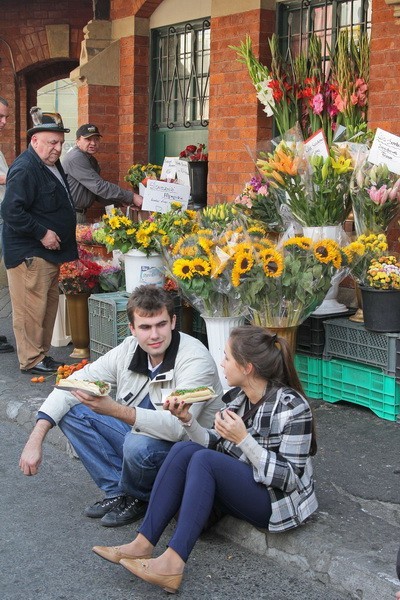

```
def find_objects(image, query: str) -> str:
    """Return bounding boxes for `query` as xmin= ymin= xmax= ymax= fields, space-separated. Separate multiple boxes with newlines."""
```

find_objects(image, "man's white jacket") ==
xmin=38 ymin=331 xmax=224 ymax=442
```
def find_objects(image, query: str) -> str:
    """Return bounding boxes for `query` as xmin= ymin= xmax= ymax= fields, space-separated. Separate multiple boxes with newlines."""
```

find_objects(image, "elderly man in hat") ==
xmin=62 ymin=123 xmax=142 ymax=223
xmin=1 ymin=107 xmax=78 ymax=374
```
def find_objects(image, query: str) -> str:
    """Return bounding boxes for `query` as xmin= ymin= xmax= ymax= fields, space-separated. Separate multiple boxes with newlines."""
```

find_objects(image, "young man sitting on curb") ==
xmin=19 ymin=285 xmax=223 ymax=527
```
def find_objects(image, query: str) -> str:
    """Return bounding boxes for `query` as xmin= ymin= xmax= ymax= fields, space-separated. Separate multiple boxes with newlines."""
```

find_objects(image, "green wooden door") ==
xmin=149 ymin=19 xmax=210 ymax=165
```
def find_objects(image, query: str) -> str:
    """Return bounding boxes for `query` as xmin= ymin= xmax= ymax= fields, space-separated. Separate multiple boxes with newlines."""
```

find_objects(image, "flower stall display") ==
xmin=256 ymin=140 xmax=355 ymax=227
xmin=231 ymin=30 xmax=370 ymax=143
xmin=243 ymin=235 xmax=358 ymax=331
xmin=151 ymin=202 xmax=199 ymax=251
xmin=365 ymin=255 xmax=400 ymax=290
xmin=347 ymin=233 xmax=388 ymax=285
xmin=359 ymin=254 xmax=400 ymax=333
xmin=234 ymin=175 xmax=285 ymax=233
xmin=59 ymin=258 xmax=104 ymax=358
xmin=350 ymin=162 xmax=400 ymax=235
xmin=167 ymin=225 xmax=269 ymax=318
xmin=125 ymin=163 xmax=162 ymax=190
xmin=179 ymin=143 xmax=208 ymax=162
xmin=76 ymin=223 xmax=111 ymax=259
xmin=59 ymin=259 xmax=103 ymax=295
xmin=179 ymin=143 xmax=208 ymax=207
xmin=101 ymin=208 xmax=161 ymax=256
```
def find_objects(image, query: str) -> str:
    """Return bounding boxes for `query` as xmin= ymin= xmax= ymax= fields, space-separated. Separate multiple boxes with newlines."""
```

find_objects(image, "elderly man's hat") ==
xmin=27 ymin=106 xmax=70 ymax=136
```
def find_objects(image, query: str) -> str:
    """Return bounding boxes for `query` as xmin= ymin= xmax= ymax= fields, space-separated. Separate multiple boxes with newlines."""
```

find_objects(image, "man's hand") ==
xmin=40 ymin=229 xmax=61 ymax=251
xmin=71 ymin=390 xmax=136 ymax=425
xmin=19 ymin=420 xmax=52 ymax=476
xmin=132 ymin=193 xmax=143 ymax=208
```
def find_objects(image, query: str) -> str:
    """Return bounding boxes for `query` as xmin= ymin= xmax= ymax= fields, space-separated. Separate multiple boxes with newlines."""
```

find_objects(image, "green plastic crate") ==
xmin=89 ymin=292 xmax=131 ymax=360
xmin=324 ymin=318 xmax=400 ymax=376
xmin=322 ymin=358 xmax=400 ymax=422
xmin=294 ymin=354 xmax=323 ymax=399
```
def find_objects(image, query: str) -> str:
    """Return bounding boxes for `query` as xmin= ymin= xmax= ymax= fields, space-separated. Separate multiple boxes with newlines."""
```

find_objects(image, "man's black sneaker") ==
xmin=85 ymin=496 xmax=125 ymax=518
xmin=24 ymin=356 xmax=64 ymax=374
xmin=100 ymin=496 xmax=147 ymax=527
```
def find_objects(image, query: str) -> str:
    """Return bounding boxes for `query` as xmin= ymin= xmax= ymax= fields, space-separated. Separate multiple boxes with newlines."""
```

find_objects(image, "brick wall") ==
xmin=207 ymin=9 xmax=275 ymax=206
xmin=369 ymin=0 xmax=400 ymax=252
xmin=0 ymin=0 xmax=91 ymax=161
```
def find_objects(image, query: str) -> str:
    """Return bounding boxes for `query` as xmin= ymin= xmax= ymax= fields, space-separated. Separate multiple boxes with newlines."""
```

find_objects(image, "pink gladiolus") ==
xmin=368 ymin=185 xmax=389 ymax=205
xmin=312 ymin=93 xmax=324 ymax=115
xmin=334 ymin=94 xmax=346 ymax=112
xmin=350 ymin=93 xmax=359 ymax=106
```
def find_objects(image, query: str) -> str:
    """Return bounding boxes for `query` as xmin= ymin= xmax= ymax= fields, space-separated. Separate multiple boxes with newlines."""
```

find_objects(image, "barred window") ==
xmin=277 ymin=0 xmax=371 ymax=70
xmin=151 ymin=20 xmax=210 ymax=130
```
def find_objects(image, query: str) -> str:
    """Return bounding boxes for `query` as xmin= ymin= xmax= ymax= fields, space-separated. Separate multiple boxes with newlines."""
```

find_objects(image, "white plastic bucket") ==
xmin=124 ymin=249 xmax=165 ymax=293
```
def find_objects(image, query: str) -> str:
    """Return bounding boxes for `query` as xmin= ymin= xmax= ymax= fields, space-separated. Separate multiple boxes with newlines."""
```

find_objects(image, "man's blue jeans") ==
xmin=59 ymin=404 xmax=174 ymax=500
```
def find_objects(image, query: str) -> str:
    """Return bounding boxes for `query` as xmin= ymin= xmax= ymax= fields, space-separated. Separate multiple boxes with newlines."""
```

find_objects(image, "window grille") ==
xmin=277 ymin=0 xmax=371 ymax=72
xmin=151 ymin=19 xmax=210 ymax=130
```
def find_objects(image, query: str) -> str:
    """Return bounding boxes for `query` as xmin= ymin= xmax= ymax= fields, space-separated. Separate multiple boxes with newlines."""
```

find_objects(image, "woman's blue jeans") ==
xmin=138 ymin=441 xmax=272 ymax=562
xmin=59 ymin=404 xmax=174 ymax=500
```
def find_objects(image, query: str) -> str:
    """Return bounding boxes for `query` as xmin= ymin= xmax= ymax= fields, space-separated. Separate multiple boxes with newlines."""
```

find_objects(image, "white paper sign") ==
xmin=304 ymin=129 xmax=329 ymax=159
xmin=138 ymin=182 xmax=146 ymax=197
xmin=142 ymin=179 xmax=191 ymax=213
xmin=160 ymin=157 xmax=179 ymax=181
xmin=368 ymin=128 xmax=400 ymax=175
xmin=176 ymin=159 xmax=190 ymax=187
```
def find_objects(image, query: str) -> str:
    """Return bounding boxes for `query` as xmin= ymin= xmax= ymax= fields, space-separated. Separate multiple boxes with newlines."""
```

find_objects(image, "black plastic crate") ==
xmin=296 ymin=310 xmax=356 ymax=357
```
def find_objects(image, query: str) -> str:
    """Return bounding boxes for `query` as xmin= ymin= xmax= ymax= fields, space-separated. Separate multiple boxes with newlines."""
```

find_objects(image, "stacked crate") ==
xmin=294 ymin=311 xmax=356 ymax=401
xmin=322 ymin=318 xmax=400 ymax=421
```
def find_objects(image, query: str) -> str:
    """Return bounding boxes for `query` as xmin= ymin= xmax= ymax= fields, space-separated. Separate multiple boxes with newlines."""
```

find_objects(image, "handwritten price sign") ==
xmin=142 ymin=179 xmax=191 ymax=213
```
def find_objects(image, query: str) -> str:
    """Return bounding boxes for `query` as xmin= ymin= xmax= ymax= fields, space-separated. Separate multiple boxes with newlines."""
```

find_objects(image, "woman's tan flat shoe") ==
xmin=120 ymin=558 xmax=183 ymax=594
xmin=92 ymin=545 xmax=151 ymax=564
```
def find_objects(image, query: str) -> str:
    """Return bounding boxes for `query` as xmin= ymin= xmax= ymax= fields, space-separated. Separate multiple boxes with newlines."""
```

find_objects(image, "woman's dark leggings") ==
xmin=138 ymin=441 xmax=272 ymax=562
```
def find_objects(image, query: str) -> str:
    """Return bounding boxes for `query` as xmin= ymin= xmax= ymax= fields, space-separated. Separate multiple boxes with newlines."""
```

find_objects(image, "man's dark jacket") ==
xmin=1 ymin=145 xmax=78 ymax=269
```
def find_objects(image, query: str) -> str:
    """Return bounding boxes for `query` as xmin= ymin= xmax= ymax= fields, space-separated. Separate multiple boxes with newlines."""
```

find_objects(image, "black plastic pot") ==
xmin=188 ymin=161 xmax=208 ymax=208
xmin=360 ymin=286 xmax=400 ymax=332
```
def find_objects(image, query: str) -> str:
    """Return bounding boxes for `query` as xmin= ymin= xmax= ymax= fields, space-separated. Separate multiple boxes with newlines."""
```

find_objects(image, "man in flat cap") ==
xmin=1 ymin=107 xmax=78 ymax=374
xmin=62 ymin=124 xmax=142 ymax=223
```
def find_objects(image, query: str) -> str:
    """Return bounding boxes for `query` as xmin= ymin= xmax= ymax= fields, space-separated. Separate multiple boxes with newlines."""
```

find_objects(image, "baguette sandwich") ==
xmin=165 ymin=386 xmax=216 ymax=404
xmin=56 ymin=379 xmax=111 ymax=397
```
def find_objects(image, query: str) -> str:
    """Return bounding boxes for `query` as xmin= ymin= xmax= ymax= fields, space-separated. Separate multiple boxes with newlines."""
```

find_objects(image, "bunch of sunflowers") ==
xmin=167 ymin=226 xmax=360 ymax=324
xmin=101 ymin=208 xmax=161 ymax=256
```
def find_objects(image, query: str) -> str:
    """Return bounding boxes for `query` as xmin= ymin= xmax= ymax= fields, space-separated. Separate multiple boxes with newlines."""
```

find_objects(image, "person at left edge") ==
xmin=0 ymin=95 xmax=15 ymax=354
xmin=0 ymin=107 xmax=78 ymax=374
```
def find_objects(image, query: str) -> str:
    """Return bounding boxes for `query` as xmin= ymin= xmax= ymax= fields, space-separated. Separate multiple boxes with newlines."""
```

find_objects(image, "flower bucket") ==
xmin=65 ymin=293 xmax=91 ymax=358
xmin=201 ymin=315 xmax=245 ymax=388
xmin=360 ymin=287 xmax=400 ymax=332
xmin=124 ymin=249 xmax=165 ymax=293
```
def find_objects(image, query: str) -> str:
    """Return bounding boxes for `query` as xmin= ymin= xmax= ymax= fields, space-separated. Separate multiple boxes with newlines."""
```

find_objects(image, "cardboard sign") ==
xmin=160 ymin=157 xmax=179 ymax=181
xmin=304 ymin=129 xmax=329 ymax=159
xmin=368 ymin=128 xmax=400 ymax=175
xmin=142 ymin=179 xmax=190 ymax=213
xmin=176 ymin=159 xmax=190 ymax=187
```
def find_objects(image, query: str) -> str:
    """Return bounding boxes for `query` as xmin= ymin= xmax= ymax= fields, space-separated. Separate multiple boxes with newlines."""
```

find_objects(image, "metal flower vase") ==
xmin=65 ymin=292 xmax=91 ymax=358
xmin=201 ymin=315 xmax=245 ymax=387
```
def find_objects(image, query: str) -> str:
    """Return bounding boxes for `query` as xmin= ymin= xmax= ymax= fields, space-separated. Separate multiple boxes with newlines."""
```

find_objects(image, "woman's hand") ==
xmin=215 ymin=410 xmax=248 ymax=445
xmin=163 ymin=397 xmax=192 ymax=424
